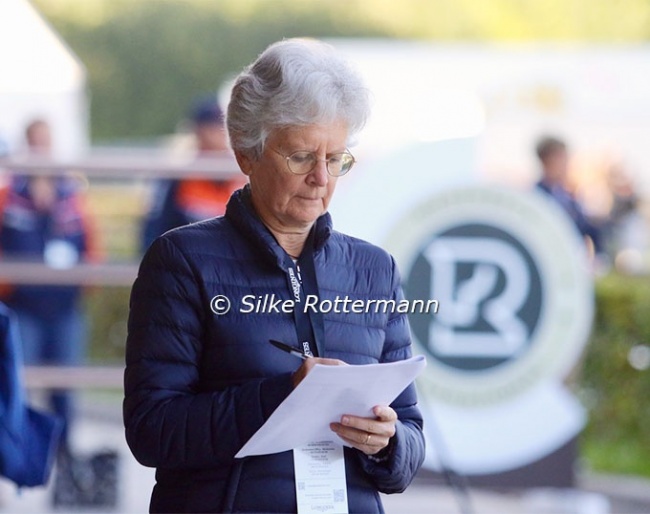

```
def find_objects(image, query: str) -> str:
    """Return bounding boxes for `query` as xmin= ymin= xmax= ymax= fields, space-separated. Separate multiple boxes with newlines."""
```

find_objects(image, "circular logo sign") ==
xmin=385 ymin=186 xmax=593 ymax=407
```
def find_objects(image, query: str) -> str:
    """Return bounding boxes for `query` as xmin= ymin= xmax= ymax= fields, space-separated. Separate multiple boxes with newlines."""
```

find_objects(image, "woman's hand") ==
xmin=291 ymin=357 xmax=346 ymax=388
xmin=329 ymin=405 xmax=397 ymax=456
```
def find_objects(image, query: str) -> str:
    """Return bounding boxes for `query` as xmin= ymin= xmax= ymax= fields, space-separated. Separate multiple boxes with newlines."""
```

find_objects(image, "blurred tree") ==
xmin=32 ymin=0 xmax=650 ymax=140
xmin=32 ymin=0 xmax=391 ymax=140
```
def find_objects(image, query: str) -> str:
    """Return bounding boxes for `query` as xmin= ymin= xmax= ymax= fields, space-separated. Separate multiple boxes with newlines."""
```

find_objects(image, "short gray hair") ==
xmin=226 ymin=38 xmax=370 ymax=158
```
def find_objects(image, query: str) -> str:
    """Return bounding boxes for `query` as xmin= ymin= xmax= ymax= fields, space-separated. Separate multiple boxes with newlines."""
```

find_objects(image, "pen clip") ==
xmin=269 ymin=339 xmax=309 ymax=360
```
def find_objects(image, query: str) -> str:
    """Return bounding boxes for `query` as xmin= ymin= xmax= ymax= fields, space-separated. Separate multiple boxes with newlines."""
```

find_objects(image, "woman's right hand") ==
xmin=291 ymin=357 xmax=346 ymax=388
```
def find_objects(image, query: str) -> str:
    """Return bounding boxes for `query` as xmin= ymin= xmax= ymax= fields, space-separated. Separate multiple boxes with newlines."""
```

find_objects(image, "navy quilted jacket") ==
xmin=124 ymin=186 xmax=425 ymax=513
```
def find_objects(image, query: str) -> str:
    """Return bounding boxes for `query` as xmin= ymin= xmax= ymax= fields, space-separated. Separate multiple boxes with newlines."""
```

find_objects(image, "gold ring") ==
xmin=365 ymin=433 xmax=371 ymax=445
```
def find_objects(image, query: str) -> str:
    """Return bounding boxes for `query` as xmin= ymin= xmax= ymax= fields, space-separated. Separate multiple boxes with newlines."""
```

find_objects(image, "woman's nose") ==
xmin=308 ymin=159 xmax=329 ymax=186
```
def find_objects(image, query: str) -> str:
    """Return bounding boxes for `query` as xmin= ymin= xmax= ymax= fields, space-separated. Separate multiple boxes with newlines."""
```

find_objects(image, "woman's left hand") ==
xmin=330 ymin=405 xmax=397 ymax=455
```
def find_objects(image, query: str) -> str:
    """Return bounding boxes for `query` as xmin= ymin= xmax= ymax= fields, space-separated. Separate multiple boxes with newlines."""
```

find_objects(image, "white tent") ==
xmin=0 ymin=0 xmax=88 ymax=159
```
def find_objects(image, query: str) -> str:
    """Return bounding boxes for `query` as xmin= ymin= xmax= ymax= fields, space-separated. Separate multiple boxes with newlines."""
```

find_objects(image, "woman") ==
xmin=124 ymin=38 xmax=425 ymax=513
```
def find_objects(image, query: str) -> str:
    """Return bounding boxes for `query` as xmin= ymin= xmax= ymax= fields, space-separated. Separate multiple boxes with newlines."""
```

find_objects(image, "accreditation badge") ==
xmin=293 ymin=441 xmax=348 ymax=514
xmin=44 ymin=239 xmax=79 ymax=269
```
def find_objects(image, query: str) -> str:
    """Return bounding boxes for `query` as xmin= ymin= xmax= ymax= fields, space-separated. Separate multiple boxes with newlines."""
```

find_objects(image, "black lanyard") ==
xmin=283 ymin=228 xmax=324 ymax=358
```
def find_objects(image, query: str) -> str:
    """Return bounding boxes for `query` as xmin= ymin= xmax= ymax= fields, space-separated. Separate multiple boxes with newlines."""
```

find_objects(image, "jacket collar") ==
xmin=225 ymin=185 xmax=333 ymax=269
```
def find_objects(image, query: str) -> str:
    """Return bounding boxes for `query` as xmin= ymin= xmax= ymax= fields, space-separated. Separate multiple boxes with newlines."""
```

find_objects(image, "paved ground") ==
xmin=1 ymin=396 xmax=649 ymax=514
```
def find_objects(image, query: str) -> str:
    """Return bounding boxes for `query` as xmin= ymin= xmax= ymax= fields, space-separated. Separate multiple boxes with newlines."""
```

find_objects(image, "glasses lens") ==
xmin=284 ymin=150 xmax=355 ymax=176
xmin=287 ymin=151 xmax=316 ymax=174
xmin=328 ymin=152 xmax=354 ymax=176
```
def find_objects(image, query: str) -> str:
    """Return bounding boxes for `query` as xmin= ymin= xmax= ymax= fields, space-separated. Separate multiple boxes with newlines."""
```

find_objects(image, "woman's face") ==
xmin=240 ymin=121 xmax=348 ymax=231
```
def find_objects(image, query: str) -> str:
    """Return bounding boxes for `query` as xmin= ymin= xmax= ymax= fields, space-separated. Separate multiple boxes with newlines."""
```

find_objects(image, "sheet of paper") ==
xmin=293 ymin=441 xmax=348 ymax=514
xmin=235 ymin=355 xmax=426 ymax=458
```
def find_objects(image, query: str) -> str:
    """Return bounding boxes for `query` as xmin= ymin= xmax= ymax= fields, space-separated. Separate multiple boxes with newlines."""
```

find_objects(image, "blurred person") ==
xmin=607 ymin=165 xmax=639 ymax=231
xmin=534 ymin=135 xmax=605 ymax=257
xmin=605 ymin=165 xmax=648 ymax=272
xmin=0 ymin=133 xmax=9 ymax=158
xmin=0 ymin=119 xmax=99 ymax=456
xmin=0 ymin=134 xmax=9 ymax=190
xmin=124 ymin=39 xmax=425 ymax=513
xmin=141 ymin=97 xmax=243 ymax=252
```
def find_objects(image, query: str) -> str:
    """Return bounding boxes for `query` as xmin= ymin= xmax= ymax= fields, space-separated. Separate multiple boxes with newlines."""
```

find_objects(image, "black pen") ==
xmin=269 ymin=339 xmax=309 ymax=360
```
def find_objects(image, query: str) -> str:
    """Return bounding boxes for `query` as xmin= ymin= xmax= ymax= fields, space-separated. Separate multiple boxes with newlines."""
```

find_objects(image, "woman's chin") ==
xmin=288 ymin=209 xmax=324 ymax=227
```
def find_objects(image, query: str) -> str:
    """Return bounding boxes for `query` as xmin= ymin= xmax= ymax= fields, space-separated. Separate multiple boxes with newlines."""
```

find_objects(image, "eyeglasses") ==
xmin=270 ymin=148 xmax=356 ymax=177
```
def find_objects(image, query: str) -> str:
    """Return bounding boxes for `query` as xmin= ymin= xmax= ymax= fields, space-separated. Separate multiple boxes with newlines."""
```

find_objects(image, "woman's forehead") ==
xmin=269 ymin=122 xmax=348 ymax=148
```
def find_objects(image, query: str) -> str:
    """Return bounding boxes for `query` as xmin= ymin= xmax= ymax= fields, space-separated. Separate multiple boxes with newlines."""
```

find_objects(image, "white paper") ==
xmin=294 ymin=441 xmax=348 ymax=514
xmin=236 ymin=355 xmax=426 ymax=458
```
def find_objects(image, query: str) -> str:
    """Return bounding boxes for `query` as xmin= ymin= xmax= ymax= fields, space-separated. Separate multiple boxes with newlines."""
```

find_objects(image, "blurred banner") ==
xmin=390 ymin=184 xmax=592 ymax=486
xmin=333 ymin=140 xmax=593 ymax=486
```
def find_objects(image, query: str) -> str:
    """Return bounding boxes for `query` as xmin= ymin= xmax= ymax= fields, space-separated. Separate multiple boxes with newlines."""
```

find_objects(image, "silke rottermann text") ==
xmin=239 ymin=294 xmax=439 ymax=315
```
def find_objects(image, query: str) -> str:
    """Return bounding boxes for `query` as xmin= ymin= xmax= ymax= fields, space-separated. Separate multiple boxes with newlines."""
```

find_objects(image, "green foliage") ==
xmin=85 ymin=287 xmax=131 ymax=364
xmin=580 ymin=274 xmax=650 ymax=477
xmin=34 ymin=0 xmax=390 ymax=140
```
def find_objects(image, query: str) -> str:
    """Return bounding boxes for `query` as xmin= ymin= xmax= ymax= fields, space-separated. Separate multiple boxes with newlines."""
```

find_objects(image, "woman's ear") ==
xmin=234 ymin=150 xmax=255 ymax=176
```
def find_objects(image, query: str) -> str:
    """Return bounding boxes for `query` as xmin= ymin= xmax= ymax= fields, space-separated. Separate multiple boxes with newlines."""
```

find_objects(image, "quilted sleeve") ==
xmin=123 ymin=236 xmax=293 ymax=469
xmin=359 ymin=256 xmax=426 ymax=493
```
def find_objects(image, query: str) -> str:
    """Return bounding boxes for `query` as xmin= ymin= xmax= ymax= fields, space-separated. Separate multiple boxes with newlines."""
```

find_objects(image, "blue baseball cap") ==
xmin=190 ymin=97 xmax=224 ymax=126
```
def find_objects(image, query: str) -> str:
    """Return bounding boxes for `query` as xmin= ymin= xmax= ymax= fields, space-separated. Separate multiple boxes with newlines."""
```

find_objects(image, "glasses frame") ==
xmin=270 ymin=147 xmax=356 ymax=177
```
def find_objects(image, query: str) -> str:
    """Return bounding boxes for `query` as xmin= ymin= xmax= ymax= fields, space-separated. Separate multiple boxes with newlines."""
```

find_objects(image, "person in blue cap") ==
xmin=141 ymin=97 xmax=243 ymax=252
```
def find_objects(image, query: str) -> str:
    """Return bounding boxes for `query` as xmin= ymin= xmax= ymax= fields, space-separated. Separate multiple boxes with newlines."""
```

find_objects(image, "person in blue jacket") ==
xmin=534 ymin=135 xmax=604 ymax=256
xmin=124 ymin=38 xmax=425 ymax=513
xmin=140 ymin=98 xmax=243 ymax=253
xmin=0 ymin=119 xmax=99 ymax=455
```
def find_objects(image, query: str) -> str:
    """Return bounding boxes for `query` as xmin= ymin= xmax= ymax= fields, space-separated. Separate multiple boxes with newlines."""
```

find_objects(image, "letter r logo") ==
xmin=406 ymin=224 xmax=543 ymax=372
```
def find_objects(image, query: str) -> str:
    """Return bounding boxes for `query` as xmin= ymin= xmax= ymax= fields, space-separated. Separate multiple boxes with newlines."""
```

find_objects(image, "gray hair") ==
xmin=226 ymin=38 xmax=370 ymax=158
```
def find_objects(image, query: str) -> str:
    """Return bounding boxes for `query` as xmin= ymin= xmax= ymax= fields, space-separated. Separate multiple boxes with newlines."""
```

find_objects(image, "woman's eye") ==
xmin=290 ymin=152 xmax=315 ymax=164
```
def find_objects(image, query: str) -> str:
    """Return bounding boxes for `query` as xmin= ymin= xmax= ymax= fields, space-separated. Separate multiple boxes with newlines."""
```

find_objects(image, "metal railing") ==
xmin=0 ymin=152 xmax=239 ymax=179
xmin=23 ymin=365 xmax=124 ymax=389
xmin=0 ymin=262 xmax=139 ymax=286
